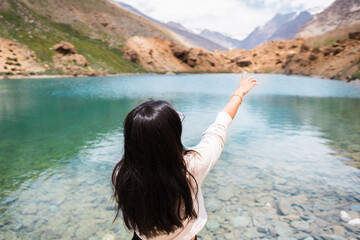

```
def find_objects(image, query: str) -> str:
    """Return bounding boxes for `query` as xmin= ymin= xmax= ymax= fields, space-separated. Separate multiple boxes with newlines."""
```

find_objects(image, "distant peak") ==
xmin=166 ymin=21 xmax=184 ymax=28
xmin=200 ymin=29 xmax=214 ymax=34
xmin=306 ymin=5 xmax=327 ymax=15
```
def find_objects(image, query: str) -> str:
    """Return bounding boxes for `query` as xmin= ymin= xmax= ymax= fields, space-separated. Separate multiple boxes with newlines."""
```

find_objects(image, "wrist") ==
xmin=234 ymin=90 xmax=244 ymax=97
xmin=232 ymin=93 xmax=243 ymax=102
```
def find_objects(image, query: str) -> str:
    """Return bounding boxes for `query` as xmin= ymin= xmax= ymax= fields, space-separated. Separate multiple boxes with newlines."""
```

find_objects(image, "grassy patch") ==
xmin=312 ymin=39 xmax=338 ymax=48
xmin=324 ymin=39 xmax=337 ymax=45
xmin=352 ymin=70 xmax=360 ymax=80
xmin=173 ymin=69 xmax=232 ymax=74
xmin=0 ymin=1 xmax=147 ymax=74
xmin=263 ymin=69 xmax=273 ymax=74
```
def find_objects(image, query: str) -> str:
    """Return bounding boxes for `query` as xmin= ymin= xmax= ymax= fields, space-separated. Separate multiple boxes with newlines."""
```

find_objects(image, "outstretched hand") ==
xmin=222 ymin=71 xmax=259 ymax=119
xmin=234 ymin=71 xmax=259 ymax=97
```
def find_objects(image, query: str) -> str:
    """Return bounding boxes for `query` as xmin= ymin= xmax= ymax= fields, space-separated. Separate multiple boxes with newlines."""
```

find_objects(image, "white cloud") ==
xmin=116 ymin=0 xmax=335 ymax=39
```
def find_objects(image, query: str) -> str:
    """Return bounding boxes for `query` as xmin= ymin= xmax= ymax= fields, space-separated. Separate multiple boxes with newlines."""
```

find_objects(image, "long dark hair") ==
xmin=112 ymin=100 xmax=198 ymax=238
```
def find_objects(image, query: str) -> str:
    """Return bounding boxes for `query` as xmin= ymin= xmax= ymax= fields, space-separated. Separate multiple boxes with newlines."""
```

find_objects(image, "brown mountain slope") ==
xmin=124 ymin=32 xmax=360 ymax=81
xmin=0 ymin=0 xmax=191 ymax=77
xmin=123 ymin=37 xmax=233 ymax=73
xmin=305 ymin=23 xmax=360 ymax=47
xmin=0 ymin=37 xmax=44 ymax=74
xmin=222 ymin=36 xmax=360 ymax=80
xmin=19 ymin=0 xmax=190 ymax=48
xmin=296 ymin=0 xmax=360 ymax=38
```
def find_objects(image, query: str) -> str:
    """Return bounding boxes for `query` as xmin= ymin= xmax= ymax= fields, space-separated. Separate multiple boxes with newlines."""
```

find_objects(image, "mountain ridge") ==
xmin=199 ymin=29 xmax=243 ymax=49
xmin=0 ymin=0 xmax=189 ymax=76
xmin=116 ymin=1 xmax=226 ymax=51
xmin=236 ymin=11 xmax=312 ymax=49
xmin=296 ymin=0 xmax=360 ymax=38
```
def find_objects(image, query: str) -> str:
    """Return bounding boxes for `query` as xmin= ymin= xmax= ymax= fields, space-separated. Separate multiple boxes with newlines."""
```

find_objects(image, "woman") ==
xmin=112 ymin=72 xmax=259 ymax=240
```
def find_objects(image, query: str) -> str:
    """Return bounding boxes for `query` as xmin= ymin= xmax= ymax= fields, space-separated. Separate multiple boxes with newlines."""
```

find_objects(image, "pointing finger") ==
xmin=241 ymin=71 xmax=247 ymax=81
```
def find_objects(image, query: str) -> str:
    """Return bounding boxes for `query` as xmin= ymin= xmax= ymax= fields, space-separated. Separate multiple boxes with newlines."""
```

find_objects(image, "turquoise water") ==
xmin=0 ymin=74 xmax=360 ymax=239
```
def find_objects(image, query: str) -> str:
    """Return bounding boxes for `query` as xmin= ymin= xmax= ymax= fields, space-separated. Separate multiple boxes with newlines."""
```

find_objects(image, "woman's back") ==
xmin=112 ymin=100 xmax=198 ymax=238
xmin=112 ymin=72 xmax=258 ymax=239
xmin=136 ymin=111 xmax=232 ymax=240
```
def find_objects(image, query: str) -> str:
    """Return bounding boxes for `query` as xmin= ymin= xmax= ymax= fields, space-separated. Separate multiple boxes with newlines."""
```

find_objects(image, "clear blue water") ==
xmin=0 ymin=74 xmax=360 ymax=239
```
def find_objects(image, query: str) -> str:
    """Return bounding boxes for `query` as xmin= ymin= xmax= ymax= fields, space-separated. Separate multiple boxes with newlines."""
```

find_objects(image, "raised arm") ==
xmin=222 ymin=71 xmax=259 ymax=119
xmin=188 ymin=72 xmax=258 ymax=184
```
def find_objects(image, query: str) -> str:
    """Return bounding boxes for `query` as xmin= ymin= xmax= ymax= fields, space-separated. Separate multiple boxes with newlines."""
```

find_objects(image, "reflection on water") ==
xmin=0 ymin=74 xmax=360 ymax=239
xmin=248 ymin=95 xmax=360 ymax=168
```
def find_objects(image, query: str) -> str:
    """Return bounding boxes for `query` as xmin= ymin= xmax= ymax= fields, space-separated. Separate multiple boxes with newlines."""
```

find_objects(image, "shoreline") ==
xmin=1 ymin=72 xmax=359 ymax=84
xmin=0 ymin=72 xmax=157 ymax=80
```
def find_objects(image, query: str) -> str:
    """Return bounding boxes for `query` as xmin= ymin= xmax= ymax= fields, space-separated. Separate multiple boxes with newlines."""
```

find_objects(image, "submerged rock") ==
xmin=206 ymin=199 xmax=221 ymax=212
xmin=349 ymin=204 xmax=360 ymax=212
xmin=22 ymin=203 xmax=38 ymax=215
xmin=348 ymin=218 xmax=360 ymax=227
xmin=348 ymin=211 xmax=359 ymax=219
xmin=256 ymin=226 xmax=269 ymax=234
xmin=277 ymin=199 xmax=292 ymax=215
xmin=102 ymin=233 xmax=115 ymax=240
xmin=275 ymin=222 xmax=294 ymax=236
xmin=277 ymin=237 xmax=297 ymax=240
xmin=290 ymin=220 xmax=310 ymax=232
xmin=344 ymin=223 xmax=360 ymax=234
xmin=231 ymin=216 xmax=251 ymax=228
xmin=281 ymin=214 xmax=301 ymax=222
xmin=304 ymin=237 xmax=315 ymax=240
xmin=206 ymin=220 xmax=220 ymax=232
xmin=339 ymin=211 xmax=351 ymax=222
xmin=331 ymin=225 xmax=345 ymax=236
xmin=217 ymin=188 xmax=234 ymax=201
xmin=319 ymin=234 xmax=346 ymax=240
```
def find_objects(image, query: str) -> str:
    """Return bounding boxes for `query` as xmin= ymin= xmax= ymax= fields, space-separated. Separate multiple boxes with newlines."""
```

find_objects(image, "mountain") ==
xmin=0 ymin=0 xmax=188 ymax=76
xmin=116 ymin=1 xmax=227 ymax=51
xmin=237 ymin=11 xmax=312 ymax=49
xmin=296 ymin=0 xmax=360 ymax=38
xmin=125 ymin=30 xmax=360 ymax=81
xmin=162 ymin=22 xmax=227 ymax=51
xmin=199 ymin=29 xmax=242 ymax=49
xmin=166 ymin=21 xmax=189 ymax=32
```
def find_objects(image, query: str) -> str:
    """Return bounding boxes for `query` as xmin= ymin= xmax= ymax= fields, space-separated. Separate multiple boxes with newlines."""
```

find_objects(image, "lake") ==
xmin=0 ymin=74 xmax=360 ymax=239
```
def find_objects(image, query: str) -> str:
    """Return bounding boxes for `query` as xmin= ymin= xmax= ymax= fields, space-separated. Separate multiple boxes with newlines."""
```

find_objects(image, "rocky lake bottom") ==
xmin=0 ymin=74 xmax=360 ymax=239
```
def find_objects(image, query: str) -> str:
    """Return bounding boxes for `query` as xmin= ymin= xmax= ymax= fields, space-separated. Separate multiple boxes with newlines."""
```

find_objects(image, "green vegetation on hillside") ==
xmin=0 ymin=0 xmax=147 ymax=74
xmin=306 ymin=23 xmax=360 ymax=48
xmin=352 ymin=70 xmax=360 ymax=79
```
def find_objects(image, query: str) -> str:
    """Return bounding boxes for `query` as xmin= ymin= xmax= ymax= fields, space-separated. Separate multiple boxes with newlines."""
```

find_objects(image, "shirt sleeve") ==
xmin=188 ymin=111 xmax=232 ymax=185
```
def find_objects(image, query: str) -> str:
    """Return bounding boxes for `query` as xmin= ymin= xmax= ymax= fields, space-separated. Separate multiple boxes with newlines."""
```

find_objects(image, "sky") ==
xmin=116 ymin=0 xmax=335 ymax=40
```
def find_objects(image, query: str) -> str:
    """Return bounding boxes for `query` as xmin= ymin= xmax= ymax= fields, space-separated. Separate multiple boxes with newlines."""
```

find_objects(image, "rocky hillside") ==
xmin=238 ymin=11 xmax=312 ymax=49
xmin=0 ymin=0 xmax=188 ymax=76
xmin=123 ymin=37 xmax=233 ymax=73
xmin=0 ymin=37 xmax=45 ymax=75
xmin=117 ymin=2 xmax=226 ymax=51
xmin=305 ymin=23 xmax=360 ymax=47
xmin=296 ymin=0 xmax=360 ymax=38
xmin=123 ymin=31 xmax=360 ymax=81
xmin=1 ymin=0 xmax=358 ymax=80
xmin=222 ymin=32 xmax=360 ymax=81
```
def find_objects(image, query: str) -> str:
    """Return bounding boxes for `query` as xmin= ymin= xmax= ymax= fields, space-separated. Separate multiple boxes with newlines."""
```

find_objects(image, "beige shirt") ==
xmin=137 ymin=111 xmax=233 ymax=240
